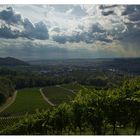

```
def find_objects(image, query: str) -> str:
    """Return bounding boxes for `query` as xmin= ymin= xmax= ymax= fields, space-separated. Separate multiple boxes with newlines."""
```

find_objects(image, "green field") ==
xmin=0 ymin=88 xmax=50 ymax=117
xmin=42 ymin=85 xmax=76 ymax=105
xmin=42 ymin=83 xmax=95 ymax=105
xmin=61 ymin=82 xmax=83 ymax=92
xmin=0 ymin=84 xmax=93 ymax=132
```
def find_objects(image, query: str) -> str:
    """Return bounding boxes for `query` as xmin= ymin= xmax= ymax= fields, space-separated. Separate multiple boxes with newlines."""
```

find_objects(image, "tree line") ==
xmin=0 ymin=77 xmax=14 ymax=105
xmin=0 ymin=67 xmax=128 ymax=90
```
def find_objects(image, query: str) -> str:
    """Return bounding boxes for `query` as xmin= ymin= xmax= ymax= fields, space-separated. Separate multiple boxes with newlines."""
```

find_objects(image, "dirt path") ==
xmin=39 ymin=88 xmax=55 ymax=106
xmin=0 ymin=90 xmax=17 ymax=113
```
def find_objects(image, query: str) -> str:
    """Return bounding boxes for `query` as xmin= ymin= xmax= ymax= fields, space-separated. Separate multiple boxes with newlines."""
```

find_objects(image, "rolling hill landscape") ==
xmin=0 ymin=4 xmax=140 ymax=135
xmin=0 ymin=56 xmax=140 ymax=135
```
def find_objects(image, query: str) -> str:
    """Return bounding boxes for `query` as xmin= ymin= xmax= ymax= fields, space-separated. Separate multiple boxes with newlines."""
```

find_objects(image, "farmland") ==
xmin=0 ymin=83 xmax=84 ymax=118
xmin=42 ymin=84 xmax=77 ymax=105
xmin=61 ymin=82 xmax=83 ymax=92
xmin=0 ymin=57 xmax=140 ymax=135
xmin=0 ymin=84 xmax=83 ymax=132
xmin=0 ymin=117 xmax=22 ymax=131
xmin=0 ymin=88 xmax=50 ymax=117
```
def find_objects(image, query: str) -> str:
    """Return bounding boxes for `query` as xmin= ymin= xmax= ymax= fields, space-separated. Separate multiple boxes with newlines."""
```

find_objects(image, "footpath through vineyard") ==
xmin=39 ymin=88 xmax=55 ymax=106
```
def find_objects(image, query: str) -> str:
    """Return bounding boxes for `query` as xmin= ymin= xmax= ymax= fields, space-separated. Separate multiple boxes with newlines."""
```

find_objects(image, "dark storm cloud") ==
xmin=23 ymin=19 xmax=49 ymax=40
xmin=52 ymin=32 xmax=112 ymax=44
xmin=119 ymin=22 xmax=140 ymax=43
xmin=33 ymin=22 xmax=49 ymax=39
xmin=89 ymin=24 xmax=105 ymax=33
xmin=121 ymin=5 xmax=140 ymax=15
xmin=0 ymin=7 xmax=23 ymax=24
xmin=100 ymin=5 xmax=140 ymax=22
xmin=116 ymin=5 xmax=140 ymax=43
xmin=0 ymin=25 xmax=20 ymax=38
xmin=52 ymin=35 xmax=67 ymax=44
xmin=52 ymin=5 xmax=140 ymax=46
xmin=99 ymin=5 xmax=116 ymax=16
xmin=102 ymin=10 xmax=114 ymax=16
xmin=129 ymin=12 xmax=140 ymax=21
xmin=127 ymin=6 xmax=140 ymax=21
xmin=99 ymin=5 xmax=118 ymax=9
xmin=52 ymin=23 xmax=112 ymax=44
xmin=99 ymin=5 xmax=140 ymax=44
xmin=0 ymin=7 xmax=49 ymax=40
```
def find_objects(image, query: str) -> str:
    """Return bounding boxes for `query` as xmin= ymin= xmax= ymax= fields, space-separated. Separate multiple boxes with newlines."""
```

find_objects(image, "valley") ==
xmin=0 ymin=57 xmax=140 ymax=135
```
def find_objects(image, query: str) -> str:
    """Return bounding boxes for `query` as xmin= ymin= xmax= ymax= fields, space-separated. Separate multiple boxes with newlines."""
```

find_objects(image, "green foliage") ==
xmin=1 ymin=88 xmax=50 ymax=117
xmin=0 ymin=77 xmax=140 ymax=135
xmin=0 ymin=117 xmax=21 ymax=131
xmin=0 ymin=77 xmax=14 ymax=105
xmin=61 ymin=82 xmax=82 ymax=92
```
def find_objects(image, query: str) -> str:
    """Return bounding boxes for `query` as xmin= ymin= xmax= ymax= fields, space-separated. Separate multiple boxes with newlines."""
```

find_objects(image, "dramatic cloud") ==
xmin=23 ymin=19 xmax=49 ymax=39
xmin=0 ymin=7 xmax=23 ymax=24
xmin=51 ymin=5 xmax=140 ymax=46
xmin=0 ymin=5 xmax=140 ymax=59
xmin=52 ymin=23 xmax=112 ymax=44
xmin=0 ymin=7 xmax=49 ymax=40
xmin=0 ymin=25 xmax=20 ymax=38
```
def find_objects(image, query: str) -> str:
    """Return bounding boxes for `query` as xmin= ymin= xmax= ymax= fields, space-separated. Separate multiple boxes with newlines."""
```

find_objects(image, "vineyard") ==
xmin=0 ymin=116 xmax=23 ymax=131
xmin=61 ymin=82 xmax=83 ymax=92
xmin=1 ymin=78 xmax=140 ymax=135
xmin=0 ymin=84 xmax=83 ymax=132
xmin=0 ymin=88 xmax=50 ymax=117
xmin=0 ymin=80 xmax=140 ymax=135
xmin=42 ymin=86 xmax=75 ymax=105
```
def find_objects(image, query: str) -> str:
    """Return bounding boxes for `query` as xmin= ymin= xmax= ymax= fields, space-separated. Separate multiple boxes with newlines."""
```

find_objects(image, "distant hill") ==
xmin=0 ymin=57 xmax=29 ymax=66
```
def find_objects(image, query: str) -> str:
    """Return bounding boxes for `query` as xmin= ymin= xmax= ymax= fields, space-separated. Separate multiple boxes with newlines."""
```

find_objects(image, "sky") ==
xmin=0 ymin=4 xmax=140 ymax=60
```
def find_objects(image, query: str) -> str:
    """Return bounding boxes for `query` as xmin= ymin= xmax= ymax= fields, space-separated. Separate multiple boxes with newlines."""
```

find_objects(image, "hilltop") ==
xmin=0 ymin=57 xmax=29 ymax=66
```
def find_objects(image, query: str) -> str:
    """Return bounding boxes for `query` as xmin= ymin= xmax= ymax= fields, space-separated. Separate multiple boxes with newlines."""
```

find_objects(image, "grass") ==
xmin=62 ymin=83 xmax=98 ymax=92
xmin=42 ymin=83 xmax=97 ymax=105
xmin=61 ymin=82 xmax=83 ymax=92
xmin=0 ymin=88 xmax=50 ymax=117
xmin=84 ymin=85 xmax=97 ymax=90
xmin=42 ymin=86 xmax=76 ymax=105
